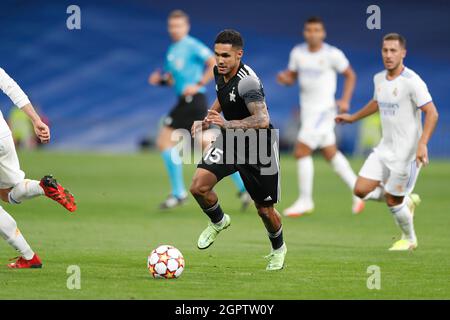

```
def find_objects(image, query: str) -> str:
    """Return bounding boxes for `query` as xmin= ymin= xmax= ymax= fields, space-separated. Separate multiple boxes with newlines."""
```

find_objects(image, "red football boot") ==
xmin=8 ymin=254 xmax=42 ymax=269
xmin=40 ymin=175 xmax=77 ymax=212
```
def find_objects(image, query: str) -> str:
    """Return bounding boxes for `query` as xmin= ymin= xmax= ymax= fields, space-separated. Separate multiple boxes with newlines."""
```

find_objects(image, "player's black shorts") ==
xmin=163 ymin=93 xmax=208 ymax=131
xmin=197 ymin=129 xmax=281 ymax=205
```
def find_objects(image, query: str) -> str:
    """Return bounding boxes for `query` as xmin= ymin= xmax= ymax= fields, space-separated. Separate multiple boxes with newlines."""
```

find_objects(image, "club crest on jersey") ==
xmin=229 ymin=87 xmax=236 ymax=102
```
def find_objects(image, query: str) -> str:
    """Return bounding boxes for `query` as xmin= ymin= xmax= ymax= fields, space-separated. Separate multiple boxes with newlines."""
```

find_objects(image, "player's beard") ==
xmin=384 ymin=60 xmax=402 ymax=73
xmin=219 ymin=62 xmax=239 ymax=78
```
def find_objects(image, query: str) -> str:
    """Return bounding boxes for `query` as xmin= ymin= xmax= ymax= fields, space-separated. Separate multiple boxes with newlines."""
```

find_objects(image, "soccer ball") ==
xmin=147 ymin=245 xmax=185 ymax=279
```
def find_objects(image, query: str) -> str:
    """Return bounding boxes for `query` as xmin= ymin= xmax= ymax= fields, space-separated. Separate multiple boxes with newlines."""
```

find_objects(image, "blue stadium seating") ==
xmin=0 ymin=0 xmax=449 ymax=156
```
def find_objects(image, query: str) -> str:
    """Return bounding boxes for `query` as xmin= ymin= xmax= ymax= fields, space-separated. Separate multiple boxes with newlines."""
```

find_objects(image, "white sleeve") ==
xmin=0 ymin=67 xmax=31 ymax=108
xmin=410 ymin=76 xmax=432 ymax=108
xmin=287 ymin=48 xmax=299 ymax=72
xmin=330 ymin=48 xmax=349 ymax=73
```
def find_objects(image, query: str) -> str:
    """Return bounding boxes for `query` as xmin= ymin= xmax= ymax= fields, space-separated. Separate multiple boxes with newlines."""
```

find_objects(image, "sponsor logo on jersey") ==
xmin=378 ymin=102 xmax=400 ymax=116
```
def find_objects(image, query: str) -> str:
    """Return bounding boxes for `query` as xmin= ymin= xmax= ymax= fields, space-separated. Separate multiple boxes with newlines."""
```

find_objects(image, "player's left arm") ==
xmin=206 ymin=76 xmax=270 ymax=130
xmin=337 ymin=66 xmax=356 ymax=113
xmin=416 ymin=101 xmax=439 ymax=167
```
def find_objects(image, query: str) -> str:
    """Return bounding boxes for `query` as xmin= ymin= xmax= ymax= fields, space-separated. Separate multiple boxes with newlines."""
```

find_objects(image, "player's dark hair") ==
xmin=383 ymin=33 xmax=407 ymax=49
xmin=305 ymin=16 xmax=325 ymax=28
xmin=168 ymin=9 xmax=189 ymax=23
xmin=215 ymin=29 xmax=244 ymax=49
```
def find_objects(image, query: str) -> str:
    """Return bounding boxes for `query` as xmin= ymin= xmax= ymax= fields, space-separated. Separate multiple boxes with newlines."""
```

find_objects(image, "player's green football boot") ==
xmin=197 ymin=214 xmax=231 ymax=250
xmin=389 ymin=239 xmax=418 ymax=251
xmin=265 ymin=243 xmax=287 ymax=271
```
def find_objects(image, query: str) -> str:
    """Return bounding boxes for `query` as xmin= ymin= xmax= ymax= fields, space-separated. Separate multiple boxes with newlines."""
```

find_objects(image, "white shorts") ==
xmin=359 ymin=151 xmax=420 ymax=196
xmin=0 ymin=134 xmax=25 ymax=189
xmin=298 ymin=128 xmax=336 ymax=150
xmin=297 ymin=112 xmax=336 ymax=150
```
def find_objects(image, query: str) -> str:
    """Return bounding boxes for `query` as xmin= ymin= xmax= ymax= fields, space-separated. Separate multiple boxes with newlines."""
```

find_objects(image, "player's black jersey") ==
xmin=214 ymin=63 xmax=265 ymax=121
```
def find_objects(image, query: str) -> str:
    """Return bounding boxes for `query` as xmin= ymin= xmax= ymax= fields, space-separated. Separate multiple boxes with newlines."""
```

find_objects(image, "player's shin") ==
xmin=268 ymin=225 xmax=284 ymax=251
xmin=161 ymin=147 xmax=186 ymax=199
xmin=258 ymin=206 xmax=284 ymax=250
xmin=230 ymin=172 xmax=246 ymax=193
xmin=8 ymin=179 xmax=44 ymax=204
xmin=388 ymin=199 xmax=417 ymax=243
xmin=202 ymin=201 xmax=225 ymax=226
xmin=297 ymin=156 xmax=314 ymax=203
xmin=0 ymin=207 xmax=34 ymax=259
xmin=330 ymin=151 xmax=357 ymax=191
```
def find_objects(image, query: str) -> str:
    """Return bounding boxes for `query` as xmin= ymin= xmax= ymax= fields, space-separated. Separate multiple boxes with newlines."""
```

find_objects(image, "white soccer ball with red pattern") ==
xmin=147 ymin=245 xmax=185 ymax=279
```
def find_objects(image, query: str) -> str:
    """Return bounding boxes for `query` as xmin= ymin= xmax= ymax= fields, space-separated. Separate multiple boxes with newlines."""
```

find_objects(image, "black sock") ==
xmin=203 ymin=202 xmax=224 ymax=224
xmin=268 ymin=226 xmax=284 ymax=250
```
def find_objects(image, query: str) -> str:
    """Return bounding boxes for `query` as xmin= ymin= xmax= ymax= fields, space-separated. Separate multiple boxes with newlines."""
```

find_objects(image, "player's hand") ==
xmin=335 ymin=113 xmax=354 ymax=124
xmin=183 ymin=84 xmax=201 ymax=97
xmin=416 ymin=143 xmax=429 ymax=167
xmin=33 ymin=120 xmax=50 ymax=144
xmin=276 ymin=71 xmax=292 ymax=85
xmin=336 ymin=99 xmax=350 ymax=113
xmin=205 ymin=110 xmax=225 ymax=128
xmin=148 ymin=69 xmax=162 ymax=85
xmin=191 ymin=120 xmax=209 ymax=137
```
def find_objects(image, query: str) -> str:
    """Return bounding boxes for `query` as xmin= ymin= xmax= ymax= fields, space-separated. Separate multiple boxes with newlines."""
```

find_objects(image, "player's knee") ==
xmin=385 ymin=195 xmax=403 ymax=207
xmin=294 ymin=144 xmax=312 ymax=159
xmin=156 ymin=138 xmax=166 ymax=151
xmin=189 ymin=181 xmax=211 ymax=198
xmin=353 ymin=186 xmax=369 ymax=199
xmin=293 ymin=148 xmax=305 ymax=159
xmin=0 ymin=189 xmax=10 ymax=203
xmin=255 ymin=203 xmax=272 ymax=219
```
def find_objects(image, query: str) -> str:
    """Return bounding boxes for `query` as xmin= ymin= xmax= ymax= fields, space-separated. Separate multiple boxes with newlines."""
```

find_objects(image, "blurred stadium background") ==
xmin=1 ymin=0 xmax=450 ymax=300
xmin=0 ymin=0 xmax=449 ymax=154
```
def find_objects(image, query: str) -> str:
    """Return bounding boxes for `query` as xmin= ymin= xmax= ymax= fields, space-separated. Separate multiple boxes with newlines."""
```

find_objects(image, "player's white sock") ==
xmin=297 ymin=156 xmax=314 ymax=203
xmin=330 ymin=152 xmax=357 ymax=200
xmin=364 ymin=187 xmax=386 ymax=202
xmin=8 ymin=179 xmax=44 ymax=204
xmin=389 ymin=200 xmax=417 ymax=243
xmin=0 ymin=207 xmax=34 ymax=259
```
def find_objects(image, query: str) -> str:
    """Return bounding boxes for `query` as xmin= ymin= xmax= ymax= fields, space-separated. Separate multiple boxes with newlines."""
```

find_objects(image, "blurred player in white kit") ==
xmin=277 ymin=16 xmax=364 ymax=216
xmin=336 ymin=33 xmax=439 ymax=250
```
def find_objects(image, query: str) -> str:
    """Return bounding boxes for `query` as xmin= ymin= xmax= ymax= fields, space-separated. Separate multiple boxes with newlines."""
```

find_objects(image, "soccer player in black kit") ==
xmin=190 ymin=30 xmax=286 ymax=270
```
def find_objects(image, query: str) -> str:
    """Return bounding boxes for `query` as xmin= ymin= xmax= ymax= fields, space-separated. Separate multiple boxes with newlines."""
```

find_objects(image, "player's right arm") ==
xmin=335 ymin=100 xmax=379 ymax=124
xmin=0 ymin=68 xmax=50 ymax=143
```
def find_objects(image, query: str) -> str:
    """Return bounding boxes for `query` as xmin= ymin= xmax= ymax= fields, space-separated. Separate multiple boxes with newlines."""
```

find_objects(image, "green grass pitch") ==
xmin=0 ymin=150 xmax=449 ymax=299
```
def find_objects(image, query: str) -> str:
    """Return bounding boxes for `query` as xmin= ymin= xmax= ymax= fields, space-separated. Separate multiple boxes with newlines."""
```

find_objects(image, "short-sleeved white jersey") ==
xmin=373 ymin=67 xmax=432 ymax=172
xmin=288 ymin=42 xmax=349 ymax=117
xmin=0 ymin=67 xmax=30 ymax=138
